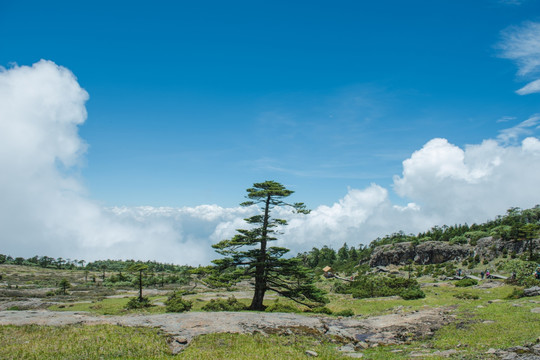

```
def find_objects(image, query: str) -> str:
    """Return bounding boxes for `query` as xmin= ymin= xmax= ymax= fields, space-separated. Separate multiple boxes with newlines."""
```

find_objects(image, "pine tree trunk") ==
xmin=249 ymin=274 xmax=266 ymax=310
xmin=139 ymin=270 xmax=143 ymax=301
xmin=249 ymin=194 xmax=271 ymax=311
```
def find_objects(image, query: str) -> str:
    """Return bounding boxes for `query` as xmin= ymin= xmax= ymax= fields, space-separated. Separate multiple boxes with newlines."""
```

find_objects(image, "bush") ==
xmin=126 ymin=296 xmax=151 ymax=309
xmin=103 ymin=281 xmax=133 ymax=288
xmin=506 ymin=288 xmax=525 ymax=299
xmin=340 ymin=275 xmax=423 ymax=299
xmin=454 ymin=292 xmax=479 ymax=300
xmin=503 ymin=259 xmax=540 ymax=287
xmin=463 ymin=231 xmax=489 ymax=243
xmin=265 ymin=301 xmax=300 ymax=313
xmin=201 ymin=296 xmax=247 ymax=312
xmin=165 ymin=292 xmax=192 ymax=313
xmin=311 ymin=306 xmax=333 ymax=315
xmin=450 ymin=235 xmax=468 ymax=245
xmin=455 ymin=278 xmax=478 ymax=287
xmin=334 ymin=309 xmax=354 ymax=317
xmin=400 ymin=288 xmax=425 ymax=300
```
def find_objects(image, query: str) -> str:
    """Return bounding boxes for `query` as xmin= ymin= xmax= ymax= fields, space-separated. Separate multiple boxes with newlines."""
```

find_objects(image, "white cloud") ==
xmin=126 ymin=131 xmax=540 ymax=258
xmin=0 ymin=60 xmax=251 ymax=266
xmin=393 ymin=136 xmax=540 ymax=223
xmin=497 ymin=114 xmax=540 ymax=144
xmin=499 ymin=22 xmax=540 ymax=94
xmin=498 ymin=0 xmax=524 ymax=5
xmin=496 ymin=116 xmax=516 ymax=123
xmin=278 ymin=134 xmax=540 ymax=254
xmin=2 ymin=60 xmax=540 ymax=265
xmin=516 ymin=78 xmax=540 ymax=95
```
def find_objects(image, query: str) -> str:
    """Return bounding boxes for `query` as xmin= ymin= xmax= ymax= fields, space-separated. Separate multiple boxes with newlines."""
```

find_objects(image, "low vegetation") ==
xmin=333 ymin=274 xmax=425 ymax=300
xmin=125 ymin=296 xmax=152 ymax=309
xmin=0 ymin=324 xmax=174 ymax=359
xmin=201 ymin=296 xmax=247 ymax=312
xmin=165 ymin=291 xmax=193 ymax=313
xmin=455 ymin=278 xmax=478 ymax=287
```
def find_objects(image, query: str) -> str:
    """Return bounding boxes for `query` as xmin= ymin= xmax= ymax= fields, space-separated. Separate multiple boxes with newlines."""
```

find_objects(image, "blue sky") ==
xmin=2 ymin=1 xmax=540 ymax=264
xmin=2 ymin=0 xmax=538 ymax=207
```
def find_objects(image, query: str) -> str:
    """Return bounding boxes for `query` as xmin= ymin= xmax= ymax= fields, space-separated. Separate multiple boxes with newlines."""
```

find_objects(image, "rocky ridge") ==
xmin=370 ymin=237 xmax=540 ymax=267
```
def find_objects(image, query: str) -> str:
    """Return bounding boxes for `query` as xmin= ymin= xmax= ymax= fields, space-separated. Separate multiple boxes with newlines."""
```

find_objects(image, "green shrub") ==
xmin=265 ymin=301 xmax=300 ymax=313
xmin=126 ymin=296 xmax=151 ymax=309
xmin=332 ymin=282 xmax=349 ymax=294
xmin=400 ymin=288 xmax=425 ymax=300
xmin=311 ymin=306 xmax=333 ymax=315
xmin=450 ymin=235 xmax=468 ymax=245
xmin=503 ymin=259 xmax=540 ymax=287
xmin=464 ymin=231 xmax=489 ymax=243
xmin=105 ymin=281 xmax=133 ymax=288
xmin=339 ymin=275 xmax=423 ymax=299
xmin=201 ymin=296 xmax=247 ymax=312
xmin=455 ymin=278 xmax=478 ymax=287
xmin=165 ymin=292 xmax=192 ymax=313
xmin=506 ymin=288 xmax=525 ymax=299
xmin=454 ymin=292 xmax=479 ymax=300
xmin=334 ymin=309 xmax=354 ymax=317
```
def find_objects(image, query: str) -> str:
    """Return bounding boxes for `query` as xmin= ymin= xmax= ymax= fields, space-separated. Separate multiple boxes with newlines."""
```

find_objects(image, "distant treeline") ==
xmin=0 ymin=255 xmax=84 ymax=269
xmin=0 ymin=254 xmax=191 ymax=274
xmin=85 ymin=259 xmax=191 ymax=273
xmin=295 ymin=243 xmax=371 ymax=275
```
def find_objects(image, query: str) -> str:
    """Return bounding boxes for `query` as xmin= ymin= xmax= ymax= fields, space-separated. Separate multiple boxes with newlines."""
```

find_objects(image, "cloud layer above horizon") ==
xmin=1 ymin=61 xmax=540 ymax=265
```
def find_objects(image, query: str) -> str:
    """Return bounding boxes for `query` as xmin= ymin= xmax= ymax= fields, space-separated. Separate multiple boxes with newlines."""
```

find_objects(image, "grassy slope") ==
xmin=1 ymin=264 xmax=539 ymax=359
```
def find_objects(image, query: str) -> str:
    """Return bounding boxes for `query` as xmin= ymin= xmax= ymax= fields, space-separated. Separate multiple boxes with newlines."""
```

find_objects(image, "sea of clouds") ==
xmin=1 ymin=54 xmax=540 ymax=265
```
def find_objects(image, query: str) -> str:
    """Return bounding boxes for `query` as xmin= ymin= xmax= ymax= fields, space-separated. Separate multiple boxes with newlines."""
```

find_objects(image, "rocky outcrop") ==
xmin=475 ymin=237 xmax=540 ymax=260
xmin=369 ymin=237 xmax=540 ymax=267
xmin=413 ymin=241 xmax=473 ymax=265
xmin=370 ymin=241 xmax=472 ymax=267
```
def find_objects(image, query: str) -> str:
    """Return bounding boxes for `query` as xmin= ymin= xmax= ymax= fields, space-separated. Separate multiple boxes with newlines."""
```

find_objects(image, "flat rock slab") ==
xmin=0 ymin=307 xmax=455 ymax=352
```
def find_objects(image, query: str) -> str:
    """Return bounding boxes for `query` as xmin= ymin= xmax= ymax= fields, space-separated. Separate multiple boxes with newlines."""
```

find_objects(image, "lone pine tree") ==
xmin=211 ymin=181 xmax=327 ymax=310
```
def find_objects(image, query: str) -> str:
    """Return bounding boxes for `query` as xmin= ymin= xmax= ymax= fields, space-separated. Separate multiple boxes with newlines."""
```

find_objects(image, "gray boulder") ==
xmin=523 ymin=286 xmax=540 ymax=297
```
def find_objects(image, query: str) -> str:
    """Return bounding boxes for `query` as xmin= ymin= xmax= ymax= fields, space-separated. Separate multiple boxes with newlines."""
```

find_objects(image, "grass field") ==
xmin=1 ymin=264 xmax=539 ymax=359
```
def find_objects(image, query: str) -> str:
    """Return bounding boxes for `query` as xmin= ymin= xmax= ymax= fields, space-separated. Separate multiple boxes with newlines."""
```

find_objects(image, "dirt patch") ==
xmin=0 ymin=307 xmax=455 ymax=354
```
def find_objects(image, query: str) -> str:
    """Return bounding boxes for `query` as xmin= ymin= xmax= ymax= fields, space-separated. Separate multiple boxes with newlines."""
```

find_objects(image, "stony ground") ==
xmin=0 ymin=307 xmax=454 ymax=354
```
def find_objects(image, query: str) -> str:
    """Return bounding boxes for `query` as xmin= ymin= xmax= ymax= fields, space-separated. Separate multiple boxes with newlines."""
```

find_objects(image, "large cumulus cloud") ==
xmin=2 ymin=60 xmax=540 ymax=265
xmin=276 ymin=135 xmax=540 ymax=253
xmin=0 ymin=61 xmax=252 ymax=265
